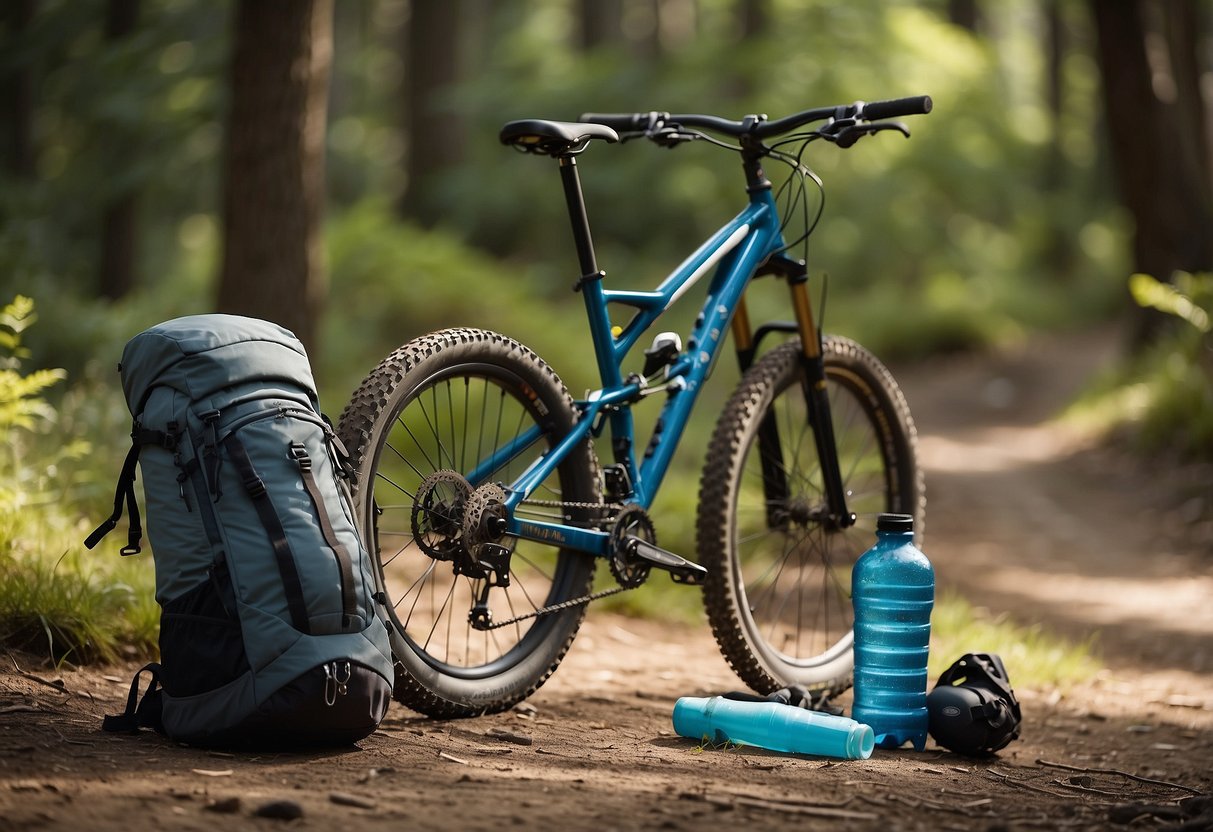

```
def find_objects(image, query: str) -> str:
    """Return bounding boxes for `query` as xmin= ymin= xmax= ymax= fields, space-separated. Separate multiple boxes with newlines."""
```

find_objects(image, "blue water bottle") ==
xmin=850 ymin=512 xmax=934 ymax=750
xmin=673 ymin=696 xmax=874 ymax=760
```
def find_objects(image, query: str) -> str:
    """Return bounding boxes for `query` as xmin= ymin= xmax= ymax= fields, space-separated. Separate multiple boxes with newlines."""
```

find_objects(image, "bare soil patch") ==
xmin=2 ymin=327 xmax=1210 ymax=831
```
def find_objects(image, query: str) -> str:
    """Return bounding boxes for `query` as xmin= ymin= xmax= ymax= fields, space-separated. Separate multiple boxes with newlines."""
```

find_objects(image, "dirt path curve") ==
xmin=2 ymin=327 xmax=1211 ymax=832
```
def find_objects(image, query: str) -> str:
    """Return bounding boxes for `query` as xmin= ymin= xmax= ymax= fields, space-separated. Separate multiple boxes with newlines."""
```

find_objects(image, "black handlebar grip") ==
xmin=861 ymin=95 xmax=933 ymax=120
xmin=579 ymin=112 xmax=657 ymax=133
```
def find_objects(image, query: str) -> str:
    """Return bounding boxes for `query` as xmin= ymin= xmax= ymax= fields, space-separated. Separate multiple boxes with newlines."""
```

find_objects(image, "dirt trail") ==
xmin=2 ymin=327 xmax=1211 ymax=831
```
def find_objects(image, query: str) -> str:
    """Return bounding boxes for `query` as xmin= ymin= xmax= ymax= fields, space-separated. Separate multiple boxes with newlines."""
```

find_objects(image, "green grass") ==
xmin=930 ymin=590 xmax=1101 ymax=689
xmin=0 ymin=549 xmax=159 ymax=665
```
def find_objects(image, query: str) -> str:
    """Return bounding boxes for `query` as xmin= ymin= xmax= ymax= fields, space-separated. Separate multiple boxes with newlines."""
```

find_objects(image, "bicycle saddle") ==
xmin=500 ymin=119 xmax=619 ymax=157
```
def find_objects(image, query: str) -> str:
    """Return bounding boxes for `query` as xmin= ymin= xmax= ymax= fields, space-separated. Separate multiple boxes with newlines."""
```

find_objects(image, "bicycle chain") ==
xmin=478 ymin=496 xmax=631 ymax=631
xmin=482 ymin=584 xmax=633 ymax=630
xmin=516 ymin=496 xmax=626 ymax=517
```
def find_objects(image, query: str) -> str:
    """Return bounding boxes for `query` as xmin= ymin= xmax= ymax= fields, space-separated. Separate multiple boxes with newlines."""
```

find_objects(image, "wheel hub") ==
xmin=781 ymin=497 xmax=856 ymax=531
xmin=462 ymin=482 xmax=511 ymax=562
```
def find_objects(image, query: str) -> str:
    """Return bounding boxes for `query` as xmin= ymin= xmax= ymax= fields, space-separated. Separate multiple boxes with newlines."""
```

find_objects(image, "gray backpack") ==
xmin=86 ymin=314 xmax=393 ymax=748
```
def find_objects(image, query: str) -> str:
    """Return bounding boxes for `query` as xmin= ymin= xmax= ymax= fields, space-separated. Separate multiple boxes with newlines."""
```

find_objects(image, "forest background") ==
xmin=1 ymin=0 xmax=1211 ymax=663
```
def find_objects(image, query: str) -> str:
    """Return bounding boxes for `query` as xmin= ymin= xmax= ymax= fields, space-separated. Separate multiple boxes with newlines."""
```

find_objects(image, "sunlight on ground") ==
xmin=917 ymin=423 xmax=1095 ymax=473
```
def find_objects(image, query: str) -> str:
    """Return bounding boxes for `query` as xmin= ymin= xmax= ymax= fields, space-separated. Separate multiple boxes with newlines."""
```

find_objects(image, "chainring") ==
xmin=609 ymin=505 xmax=656 ymax=589
xmin=410 ymin=470 xmax=472 ymax=559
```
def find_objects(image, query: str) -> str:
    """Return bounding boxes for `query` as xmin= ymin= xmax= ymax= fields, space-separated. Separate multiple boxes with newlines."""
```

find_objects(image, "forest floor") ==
xmin=2 ymin=326 xmax=1211 ymax=832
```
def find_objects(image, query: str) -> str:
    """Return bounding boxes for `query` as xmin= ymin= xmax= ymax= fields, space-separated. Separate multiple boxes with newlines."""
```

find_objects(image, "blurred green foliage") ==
xmin=1069 ymin=272 xmax=1213 ymax=458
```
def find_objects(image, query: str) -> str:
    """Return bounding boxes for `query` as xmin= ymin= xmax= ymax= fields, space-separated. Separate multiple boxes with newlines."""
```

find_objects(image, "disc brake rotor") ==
xmin=411 ymin=470 xmax=472 ymax=559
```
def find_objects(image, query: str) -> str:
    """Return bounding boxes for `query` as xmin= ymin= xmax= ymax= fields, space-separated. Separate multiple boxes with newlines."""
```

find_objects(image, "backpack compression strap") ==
xmin=84 ymin=427 xmax=185 ymax=554
xmin=223 ymin=434 xmax=312 ymax=634
xmin=289 ymin=441 xmax=358 ymax=628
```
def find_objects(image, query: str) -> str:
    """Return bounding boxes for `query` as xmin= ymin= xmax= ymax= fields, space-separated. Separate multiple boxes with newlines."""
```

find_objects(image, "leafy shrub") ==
xmin=0 ymin=296 xmax=157 ymax=664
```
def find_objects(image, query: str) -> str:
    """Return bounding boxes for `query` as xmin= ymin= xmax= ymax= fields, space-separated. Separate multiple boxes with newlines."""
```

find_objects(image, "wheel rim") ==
xmin=731 ymin=366 xmax=896 ymax=672
xmin=366 ymin=363 xmax=583 ymax=680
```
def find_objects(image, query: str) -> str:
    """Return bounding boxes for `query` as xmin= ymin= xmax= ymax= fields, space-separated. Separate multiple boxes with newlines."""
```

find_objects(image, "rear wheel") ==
xmin=697 ymin=335 xmax=924 ymax=696
xmin=338 ymin=328 xmax=600 ymax=718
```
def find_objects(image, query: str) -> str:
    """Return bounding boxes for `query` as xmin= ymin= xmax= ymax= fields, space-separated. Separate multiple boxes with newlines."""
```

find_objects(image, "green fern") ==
xmin=0 ymin=296 xmax=67 ymax=432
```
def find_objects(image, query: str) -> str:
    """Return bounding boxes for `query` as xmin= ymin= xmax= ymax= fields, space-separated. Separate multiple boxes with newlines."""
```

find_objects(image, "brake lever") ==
xmin=834 ymin=120 xmax=910 ymax=149
xmin=648 ymin=126 xmax=697 ymax=148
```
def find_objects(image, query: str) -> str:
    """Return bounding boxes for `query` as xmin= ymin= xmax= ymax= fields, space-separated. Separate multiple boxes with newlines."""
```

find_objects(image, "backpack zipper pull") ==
xmin=167 ymin=421 xmax=192 ymax=512
xmin=200 ymin=410 xmax=222 ymax=500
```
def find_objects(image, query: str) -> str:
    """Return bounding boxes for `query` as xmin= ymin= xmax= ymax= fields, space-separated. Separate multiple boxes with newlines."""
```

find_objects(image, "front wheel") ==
xmin=337 ymin=328 xmax=600 ymax=718
xmin=697 ymin=335 xmax=924 ymax=696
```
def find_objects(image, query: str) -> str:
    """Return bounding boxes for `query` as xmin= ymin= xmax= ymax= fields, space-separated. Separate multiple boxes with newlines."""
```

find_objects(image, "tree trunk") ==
xmin=218 ymin=0 xmax=333 ymax=353
xmin=739 ymin=0 xmax=770 ymax=39
xmin=2 ymin=0 xmax=36 ymax=178
xmin=98 ymin=0 xmax=141 ymax=301
xmin=1090 ymin=0 xmax=1213 ymax=343
xmin=578 ymin=0 xmax=622 ymax=50
xmin=1039 ymin=0 xmax=1070 ymax=276
xmin=947 ymin=0 xmax=982 ymax=32
xmin=399 ymin=0 xmax=463 ymax=227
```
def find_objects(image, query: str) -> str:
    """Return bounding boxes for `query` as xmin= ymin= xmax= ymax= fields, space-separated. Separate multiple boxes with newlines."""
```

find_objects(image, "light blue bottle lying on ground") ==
xmin=672 ymin=696 xmax=875 ymax=760
xmin=850 ymin=512 xmax=934 ymax=751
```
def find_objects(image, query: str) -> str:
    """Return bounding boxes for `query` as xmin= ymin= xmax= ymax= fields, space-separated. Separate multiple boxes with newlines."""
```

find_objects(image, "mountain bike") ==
xmin=337 ymin=95 xmax=931 ymax=718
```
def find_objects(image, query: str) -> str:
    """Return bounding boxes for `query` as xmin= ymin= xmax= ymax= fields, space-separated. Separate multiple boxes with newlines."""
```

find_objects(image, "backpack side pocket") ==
xmin=159 ymin=557 xmax=249 ymax=697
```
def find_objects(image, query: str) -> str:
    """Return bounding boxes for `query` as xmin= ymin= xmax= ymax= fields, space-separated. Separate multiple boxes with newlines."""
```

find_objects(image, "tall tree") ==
xmin=217 ymin=0 xmax=333 ymax=352
xmin=739 ymin=0 xmax=770 ymax=40
xmin=98 ymin=0 xmax=141 ymax=301
xmin=1090 ymin=0 xmax=1213 ymax=342
xmin=947 ymin=0 xmax=983 ymax=33
xmin=1 ymin=0 xmax=36 ymax=179
xmin=578 ymin=0 xmax=623 ymax=50
xmin=399 ymin=0 xmax=463 ymax=227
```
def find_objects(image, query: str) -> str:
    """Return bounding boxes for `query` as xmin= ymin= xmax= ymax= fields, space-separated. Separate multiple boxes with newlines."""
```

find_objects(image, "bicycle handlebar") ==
xmin=580 ymin=95 xmax=932 ymax=142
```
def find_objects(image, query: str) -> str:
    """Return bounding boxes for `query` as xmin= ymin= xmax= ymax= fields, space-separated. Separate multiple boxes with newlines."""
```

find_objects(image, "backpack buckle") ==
xmin=242 ymin=474 xmax=267 ymax=499
xmin=288 ymin=441 xmax=312 ymax=471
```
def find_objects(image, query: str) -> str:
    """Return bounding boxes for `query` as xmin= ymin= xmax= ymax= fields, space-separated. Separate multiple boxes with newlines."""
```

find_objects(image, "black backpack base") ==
xmin=105 ymin=659 xmax=391 ymax=750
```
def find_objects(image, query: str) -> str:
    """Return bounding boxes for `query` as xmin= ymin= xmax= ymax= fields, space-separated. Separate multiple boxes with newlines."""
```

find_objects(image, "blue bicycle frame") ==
xmin=479 ymin=154 xmax=795 ymax=559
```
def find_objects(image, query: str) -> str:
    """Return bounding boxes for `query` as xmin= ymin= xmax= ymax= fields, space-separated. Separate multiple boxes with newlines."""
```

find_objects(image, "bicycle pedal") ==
xmin=627 ymin=537 xmax=708 ymax=586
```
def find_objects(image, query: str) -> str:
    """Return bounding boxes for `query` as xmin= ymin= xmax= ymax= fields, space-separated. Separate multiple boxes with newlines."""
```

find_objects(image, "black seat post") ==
xmin=558 ymin=156 xmax=600 ymax=281
xmin=557 ymin=155 xmax=620 ymax=386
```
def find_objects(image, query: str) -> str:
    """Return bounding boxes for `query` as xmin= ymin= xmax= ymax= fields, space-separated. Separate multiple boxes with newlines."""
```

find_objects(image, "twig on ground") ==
xmin=0 ymin=704 xmax=40 ymax=715
xmin=1035 ymin=758 xmax=1204 ymax=795
xmin=1049 ymin=778 xmax=1130 ymax=798
xmin=50 ymin=726 xmax=93 ymax=747
xmin=5 ymin=652 xmax=71 ymax=695
xmin=681 ymin=792 xmax=877 ymax=820
xmin=986 ymin=769 xmax=1074 ymax=799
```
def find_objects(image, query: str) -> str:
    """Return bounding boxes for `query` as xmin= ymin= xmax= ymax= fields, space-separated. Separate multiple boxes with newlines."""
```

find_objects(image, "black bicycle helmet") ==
xmin=927 ymin=653 xmax=1022 ymax=756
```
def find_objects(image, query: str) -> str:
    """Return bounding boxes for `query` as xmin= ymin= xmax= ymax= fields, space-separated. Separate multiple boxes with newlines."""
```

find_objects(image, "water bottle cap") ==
xmin=849 ymin=722 xmax=875 ymax=759
xmin=876 ymin=513 xmax=914 ymax=533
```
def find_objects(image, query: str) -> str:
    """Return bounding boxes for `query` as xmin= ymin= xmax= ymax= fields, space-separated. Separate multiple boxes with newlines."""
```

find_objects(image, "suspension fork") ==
xmin=732 ymin=296 xmax=791 ymax=530
xmin=731 ymin=276 xmax=855 ymax=530
xmin=789 ymin=276 xmax=855 ymax=529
